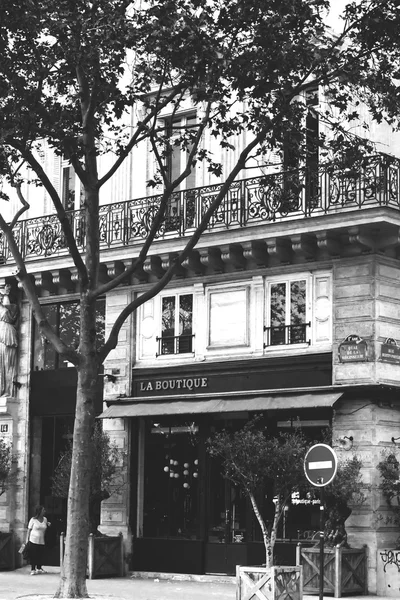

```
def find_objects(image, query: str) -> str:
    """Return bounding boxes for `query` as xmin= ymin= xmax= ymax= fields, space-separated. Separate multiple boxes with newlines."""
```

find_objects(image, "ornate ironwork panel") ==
xmin=245 ymin=172 xmax=304 ymax=223
xmin=388 ymin=163 xmax=400 ymax=207
xmin=71 ymin=210 xmax=86 ymax=251
xmin=98 ymin=202 xmax=128 ymax=249
xmin=24 ymin=215 xmax=69 ymax=259
xmin=183 ymin=189 xmax=197 ymax=231
xmin=127 ymin=195 xmax=165 ymax=242
xmin=198 ymin=183 xmax=228 ymax=229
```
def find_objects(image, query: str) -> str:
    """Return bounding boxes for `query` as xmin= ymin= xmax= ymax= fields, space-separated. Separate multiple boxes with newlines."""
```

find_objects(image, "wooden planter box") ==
xmin=0 ymin=532 xmax=14 ymax=570
xmin=60 ymin=532 xmax=124 ymax=579
xmin=296 ymin=544 xmax=367 ymax=597
xmin=236 ymin=565 xmax=303 ymax=600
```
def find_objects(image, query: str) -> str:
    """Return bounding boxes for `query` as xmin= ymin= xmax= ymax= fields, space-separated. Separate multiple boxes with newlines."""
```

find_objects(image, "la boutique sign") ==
xmin=140 ymin=377 xmax=208 ymax=393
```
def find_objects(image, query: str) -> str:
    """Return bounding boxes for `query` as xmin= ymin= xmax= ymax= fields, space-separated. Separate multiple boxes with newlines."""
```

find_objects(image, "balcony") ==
xmin=156 ymin=334 xmax=194 ymax=356
xmin=0 ymin=155 xmax=399 ymax=265
xmin=264 ymin=323 xmax=311 ymax=347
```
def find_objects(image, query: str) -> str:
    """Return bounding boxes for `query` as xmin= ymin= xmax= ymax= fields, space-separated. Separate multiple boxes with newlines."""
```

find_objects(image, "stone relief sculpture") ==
xmin=0 ymin=284 xmax=19 ymax=397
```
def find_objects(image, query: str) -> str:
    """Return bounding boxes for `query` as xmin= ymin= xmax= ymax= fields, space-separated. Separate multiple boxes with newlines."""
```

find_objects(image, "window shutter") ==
xmin=139 ymin=298 xmax=157 ymax=359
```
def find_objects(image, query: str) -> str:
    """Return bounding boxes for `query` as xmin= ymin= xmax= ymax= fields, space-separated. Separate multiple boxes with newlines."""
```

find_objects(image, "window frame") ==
xmin=31 ymin=298 xmax=106 ymax=370
xmin=156 ymin=290 xmax=194 ymax=357
xmin=164 ymin=111 xmax=197 ymax=191
xmin=61 ymin=159 xmax=84 ymax=211
xmin=264 ymin=273 xmax=312 ymax=349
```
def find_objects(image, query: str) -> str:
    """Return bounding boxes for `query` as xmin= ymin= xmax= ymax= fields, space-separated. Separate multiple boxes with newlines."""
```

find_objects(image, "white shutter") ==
xmin=139 ymin=298 xmax=157 ymax=359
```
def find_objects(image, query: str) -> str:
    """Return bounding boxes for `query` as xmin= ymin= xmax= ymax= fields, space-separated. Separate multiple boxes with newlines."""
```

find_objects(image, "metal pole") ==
xmin=319 ymin=487 xmax=325 ymax=600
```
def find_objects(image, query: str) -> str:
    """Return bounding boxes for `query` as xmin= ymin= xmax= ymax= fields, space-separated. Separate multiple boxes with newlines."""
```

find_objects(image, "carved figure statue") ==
xmin=0 ymin=284 xmax=18 ymax=397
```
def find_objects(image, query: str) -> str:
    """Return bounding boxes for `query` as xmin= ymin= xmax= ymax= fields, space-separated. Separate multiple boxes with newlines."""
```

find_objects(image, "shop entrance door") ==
xmin=205 ymin=464 xmax=247 ymax=574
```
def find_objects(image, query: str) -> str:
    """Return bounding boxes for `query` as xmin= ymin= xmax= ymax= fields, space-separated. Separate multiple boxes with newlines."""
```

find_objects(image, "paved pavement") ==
xmin=0 ymin=565 xmax=391 ymax=599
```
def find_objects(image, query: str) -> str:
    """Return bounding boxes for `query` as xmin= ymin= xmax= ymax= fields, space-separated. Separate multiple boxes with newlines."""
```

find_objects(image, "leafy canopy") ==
xmin=207 ymin=418 xmax=309 ymax=503
xmin=1 ymin=0 xmax=400 ymax=198
xmin=51 ymin=422 xmax=125 ymax=514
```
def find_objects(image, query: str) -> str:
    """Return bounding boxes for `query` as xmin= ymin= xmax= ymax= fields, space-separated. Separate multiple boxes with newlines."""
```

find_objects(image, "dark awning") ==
xmin=99 ymin=391 xmax=342 ymax=419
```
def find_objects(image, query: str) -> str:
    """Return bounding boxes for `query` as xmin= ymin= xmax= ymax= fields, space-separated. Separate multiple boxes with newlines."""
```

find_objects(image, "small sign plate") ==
xmin=338 ymin=334 xmax=368 ymax=363
xmin=381 ymin=338 xmax=400 ymax=365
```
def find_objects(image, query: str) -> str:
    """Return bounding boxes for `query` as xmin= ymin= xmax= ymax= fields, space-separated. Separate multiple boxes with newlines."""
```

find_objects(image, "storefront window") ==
xmin=207 ymin=456 xmax=247 ymax=543
xmin=143 ymin=419 xmax=200 ymax=539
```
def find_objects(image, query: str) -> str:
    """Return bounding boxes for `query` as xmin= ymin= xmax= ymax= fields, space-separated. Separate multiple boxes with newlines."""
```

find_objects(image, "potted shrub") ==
xmin=52 ymin=423 xmax=126 ymax=578
xmin=207 ymin=417 xmax=309 ymax=600
xmin=208 ymin=419 xmax=368 ymax=599
xmin=298 ymin=453 xmax=368 ymax=597
xmin=52 ymin=422 xmax=126 ymax=535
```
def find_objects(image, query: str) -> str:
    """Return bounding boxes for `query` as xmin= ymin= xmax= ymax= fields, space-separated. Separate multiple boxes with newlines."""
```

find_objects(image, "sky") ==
xmin=324 ymin=0 xmax=358 ymax=32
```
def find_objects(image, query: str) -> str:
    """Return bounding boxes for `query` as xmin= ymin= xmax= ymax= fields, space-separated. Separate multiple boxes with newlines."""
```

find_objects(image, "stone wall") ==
xmin=333 ymin=255 xmax=400 ymax=387
xmin=334 ymin=396 xmax=400 ymax=594
xmin=100 ymin=290 xmax=135 ymax=566
xmin=0 ymin=299 xmax=33 ymax=565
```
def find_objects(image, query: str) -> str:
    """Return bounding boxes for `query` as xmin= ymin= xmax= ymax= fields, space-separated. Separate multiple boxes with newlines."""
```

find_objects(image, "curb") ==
xmin=130 ymin=571 xmax=236 ymax=584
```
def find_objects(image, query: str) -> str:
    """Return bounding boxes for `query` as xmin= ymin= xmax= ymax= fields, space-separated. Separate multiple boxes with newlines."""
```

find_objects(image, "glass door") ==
xmin=205 ymin=455 xmax=247 ymax=574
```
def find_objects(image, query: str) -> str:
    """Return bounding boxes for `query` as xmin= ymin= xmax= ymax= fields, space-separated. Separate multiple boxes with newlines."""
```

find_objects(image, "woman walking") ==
xmin=26 ymin=505 xmax=50 ymax=575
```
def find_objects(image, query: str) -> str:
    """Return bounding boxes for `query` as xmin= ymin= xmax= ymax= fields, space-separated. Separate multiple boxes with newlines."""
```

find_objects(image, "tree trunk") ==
xmin=249 ymin=492 xmax=274 ymax=568
xmin=55 ymin=351 xmax=98 ymax=597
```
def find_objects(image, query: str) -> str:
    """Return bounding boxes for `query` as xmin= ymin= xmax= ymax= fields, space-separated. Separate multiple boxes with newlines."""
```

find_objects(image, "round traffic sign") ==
xmin=304 ymin=443 xmax=338 ymax=487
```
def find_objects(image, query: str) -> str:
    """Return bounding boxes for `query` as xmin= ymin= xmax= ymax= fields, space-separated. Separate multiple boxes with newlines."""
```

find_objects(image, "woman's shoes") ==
xmin=30 ymin=568 xmax=47 ymax=575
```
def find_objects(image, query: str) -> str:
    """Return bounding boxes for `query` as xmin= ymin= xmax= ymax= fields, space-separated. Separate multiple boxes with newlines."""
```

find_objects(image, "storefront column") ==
xmin=99 ymin=418 xmax=132 ymax=558
xmin=136 ymin=419 xmax=145 ymax=537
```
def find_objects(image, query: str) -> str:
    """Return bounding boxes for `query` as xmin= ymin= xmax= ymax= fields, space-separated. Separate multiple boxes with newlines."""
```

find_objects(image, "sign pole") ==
xmin=319 ymin=486 xmax=325 ymax=600
xmin=304 ymin=444 xmax=338 ymax=600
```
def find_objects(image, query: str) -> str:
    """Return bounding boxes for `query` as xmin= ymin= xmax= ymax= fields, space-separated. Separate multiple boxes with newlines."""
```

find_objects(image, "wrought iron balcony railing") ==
xmin=156 ymin=334 xmax=194 ymax=356
xmin=0 ymin=155 xmax=398 ymax=264
xmin=264 ymin=322 xmax=311 ymax=347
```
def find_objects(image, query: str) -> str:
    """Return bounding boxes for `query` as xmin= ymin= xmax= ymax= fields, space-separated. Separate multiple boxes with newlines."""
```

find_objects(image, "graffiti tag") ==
xmin=380 ymin=550 xmax=400 ymax=573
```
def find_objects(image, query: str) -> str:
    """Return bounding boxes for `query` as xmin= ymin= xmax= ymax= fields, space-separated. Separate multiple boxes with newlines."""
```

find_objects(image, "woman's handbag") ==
xmin=22 ymin=541 xmax=31 ymax=560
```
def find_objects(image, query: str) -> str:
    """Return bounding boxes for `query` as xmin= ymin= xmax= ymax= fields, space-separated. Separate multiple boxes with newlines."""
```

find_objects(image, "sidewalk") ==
xmin=0 ymin=565 xmax=390 ymax=600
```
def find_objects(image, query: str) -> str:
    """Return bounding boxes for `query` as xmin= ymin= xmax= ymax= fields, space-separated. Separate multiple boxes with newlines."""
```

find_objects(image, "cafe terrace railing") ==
xmin=0 ymin=155 xmax=399 ymax=264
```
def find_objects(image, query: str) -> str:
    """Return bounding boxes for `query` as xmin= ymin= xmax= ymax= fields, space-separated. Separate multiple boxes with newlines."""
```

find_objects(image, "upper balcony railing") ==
xmin=0 ymin=155 xmax=399 ymax=264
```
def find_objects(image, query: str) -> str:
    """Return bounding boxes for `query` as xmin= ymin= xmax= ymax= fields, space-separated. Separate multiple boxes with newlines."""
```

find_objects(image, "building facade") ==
xmin=1 ymin=99 xmax=400 ymax=592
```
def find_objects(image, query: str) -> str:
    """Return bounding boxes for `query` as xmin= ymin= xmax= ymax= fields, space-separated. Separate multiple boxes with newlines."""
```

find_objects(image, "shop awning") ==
xmin=99 ymin=391 xmax=342 ymax=419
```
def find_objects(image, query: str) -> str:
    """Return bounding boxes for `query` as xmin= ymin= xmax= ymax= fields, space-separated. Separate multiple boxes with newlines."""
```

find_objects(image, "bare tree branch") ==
xmin=9 ymin=182 xmax=30 ymax=229
xmin=98 ymin=125 xmax=267 ymax=362
xmin=97 ymin=84 xmax=188 ymax=189
xmin=12 ymin=145 xmax=88 ymax=285
xmin=90 ymin=102 xmax=212 ymax=301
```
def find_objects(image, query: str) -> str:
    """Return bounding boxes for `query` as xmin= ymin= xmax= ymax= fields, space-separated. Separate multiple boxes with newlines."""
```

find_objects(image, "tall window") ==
xmin=165 ymin=113 xmax=197 ymax=190
xmin=305 ymin=88 xmax=319 ymax=205
xmin=281 ymin=87 xmax=319 ymax=212
xmin=266 ymin=279 xmax=309 ymax=346
xmin=157 ymin=293 xmax=193 ymax=355
xmin=62 ymin=165 xmax=84 ymax=211
xmin=32 ymin=299 xmax=105 ymax=369
xmin=62 ymin=166 xmax=76 ymax=211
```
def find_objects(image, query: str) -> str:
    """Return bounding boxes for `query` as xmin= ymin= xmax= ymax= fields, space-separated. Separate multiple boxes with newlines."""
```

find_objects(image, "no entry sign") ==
xmin=304 ymin=443 xmax=338 ymax=487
